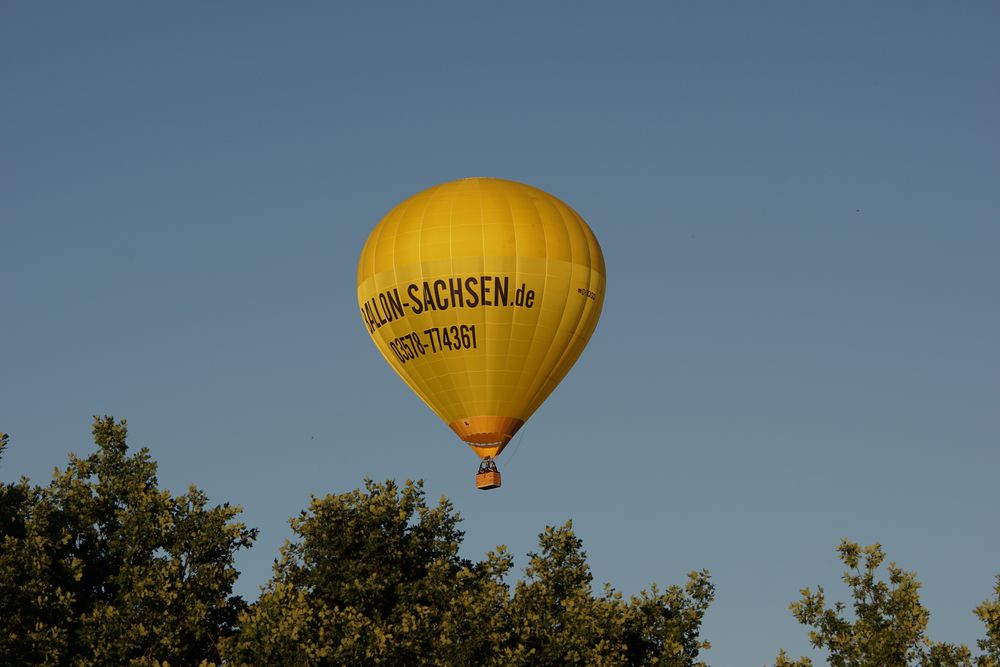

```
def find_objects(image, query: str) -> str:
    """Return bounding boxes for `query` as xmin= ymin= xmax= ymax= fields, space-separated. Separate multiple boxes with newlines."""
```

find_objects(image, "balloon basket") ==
xmin=476 ymin=459 xmax=501 ymax=490
xmin=476 ymin=471 xmax=501 ymax=490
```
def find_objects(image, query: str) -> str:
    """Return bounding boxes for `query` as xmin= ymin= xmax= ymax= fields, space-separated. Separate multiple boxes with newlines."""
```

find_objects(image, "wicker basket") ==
xmin=476 ymin=470 xmax=502 ymax=490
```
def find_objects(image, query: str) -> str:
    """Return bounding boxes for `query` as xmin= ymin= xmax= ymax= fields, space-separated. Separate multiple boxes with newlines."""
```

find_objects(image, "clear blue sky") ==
xmin=2 ymin=2 xmax=997 ymax=664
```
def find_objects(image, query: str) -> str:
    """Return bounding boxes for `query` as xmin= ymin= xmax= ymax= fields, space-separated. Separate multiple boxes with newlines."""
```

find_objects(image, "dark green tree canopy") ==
xmin=974 ymin=575 xmax=1000 ymax=667
xmin=224 ymin=479 xmax=714 ymax=667
xmin=775 ymin=540 xmax=1000 ymax=667
xmin=225 ymin=478 xmax=509 ymax=666
xmin=5 ymin=420 xmax=997 ymax=666
xmin=0 ymin=417 xmax=257 ymax=666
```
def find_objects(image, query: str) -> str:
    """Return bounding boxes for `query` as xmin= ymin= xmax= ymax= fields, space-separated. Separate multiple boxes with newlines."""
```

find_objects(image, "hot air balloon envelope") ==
xmin=357 ymin=178 xmax=605 ymax=483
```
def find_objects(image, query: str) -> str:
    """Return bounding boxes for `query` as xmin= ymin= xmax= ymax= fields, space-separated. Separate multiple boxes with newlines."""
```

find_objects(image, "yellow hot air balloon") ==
xmin=357 ymin=178 xmax=605 ymax=489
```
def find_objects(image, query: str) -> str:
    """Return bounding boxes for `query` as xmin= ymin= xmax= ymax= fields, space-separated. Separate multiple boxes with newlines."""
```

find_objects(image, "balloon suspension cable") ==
xmin=504 ymin=430 xmax=527 ymax=470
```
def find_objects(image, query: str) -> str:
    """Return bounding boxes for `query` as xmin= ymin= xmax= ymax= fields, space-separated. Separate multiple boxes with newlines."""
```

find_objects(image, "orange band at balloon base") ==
xmin=449 ymin=416 xmax=524 ymax=459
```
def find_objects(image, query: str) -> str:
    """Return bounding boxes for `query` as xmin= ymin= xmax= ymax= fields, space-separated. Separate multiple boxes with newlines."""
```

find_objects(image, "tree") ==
xmin=224 ymin=479 xmax=713 ymax=666
xmin=3 ymin=421 xmax=714 ymax=665
xmin=0 ymin=417 xmax=257 ymax=666
xmin=975 ymin=576 xmax=1000 ymax=667
xmin=774 ymin=540 xmax=1000 ymax=667
xmin=620 ymin=571 xmax=715 ymax=666
xmin=0 ymin=431 xmax=32 ymax=566
xmin=504 ymin=521 xmax=626 ymax=666
xmin=224 ymin=479 xmax=512 ymax=666
xmin=505 ymin=522 xmax=713 ymax=666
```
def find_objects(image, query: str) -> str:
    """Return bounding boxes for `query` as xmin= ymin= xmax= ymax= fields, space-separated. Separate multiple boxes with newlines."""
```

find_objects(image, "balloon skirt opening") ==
xmin=449 ymin=416 xmax=524 ymax=460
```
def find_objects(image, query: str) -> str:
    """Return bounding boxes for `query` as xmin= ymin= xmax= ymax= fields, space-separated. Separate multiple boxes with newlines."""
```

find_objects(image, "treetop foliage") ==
xmin=225 ymin=479 xmax=714 ymax=666
xmin=0 ymin=417 xmax=257 ymax=666
xmin=975 ymin=576 xmax=1000 ymax=667
xmin=2 ymin=419 xmax=997 ymax=666
xmin=774 ymin=539 xmax=1000 ymax=667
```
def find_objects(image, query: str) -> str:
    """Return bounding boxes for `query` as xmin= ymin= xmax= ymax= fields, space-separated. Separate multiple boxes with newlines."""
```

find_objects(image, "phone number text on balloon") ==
xmin=388 ymin=325 xmax=478 ymax=364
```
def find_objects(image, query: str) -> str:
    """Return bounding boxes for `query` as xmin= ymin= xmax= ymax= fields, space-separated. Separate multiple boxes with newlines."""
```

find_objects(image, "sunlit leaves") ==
xmin=975 ymin=576 xmax=1000 ymax=667
xmin=775 ymin=540 xmax=997 ymax=667
xmin=0 ymin=417 xmax=256 ymax=666
xmin=224 ymin=484 xmax=714 ymax=666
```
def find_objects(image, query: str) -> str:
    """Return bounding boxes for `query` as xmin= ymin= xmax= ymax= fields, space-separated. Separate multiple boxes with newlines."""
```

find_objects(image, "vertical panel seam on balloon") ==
xmin=506 ymin=190 xmax=544 ymax=420
xmin=517 ymin=194 xmax=564 ymax=407
xmin=417 ymin=189 xmax=453 ymax=418
xmin=451 ymin=180 xmax=474 ymax=426
xmin=521 ymin=196 xmax=579 ymax=414
xmin=527 ymin=203 xmax=598 ymax=415
xmin=438 ymin=184 xmax=468 ymax=423
xmin=478 ymin=179 xmax=498 ymax=420
xmin=492 ymin=183 xmax=517 ymax=417
xmin=385 ymin=200 xmax=437 ymax=420
xmin=399 ymin=191 xmax=439 ymax=418
xmin=526 ymin=201 xmax=599 ymax=414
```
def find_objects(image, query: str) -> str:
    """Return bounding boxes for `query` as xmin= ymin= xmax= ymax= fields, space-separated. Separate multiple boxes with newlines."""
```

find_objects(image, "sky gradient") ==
xmin=2 ymin=3 xmax=998 ymax=664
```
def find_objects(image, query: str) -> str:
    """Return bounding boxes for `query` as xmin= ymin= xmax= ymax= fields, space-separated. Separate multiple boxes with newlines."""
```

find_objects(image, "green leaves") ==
xmin=975 ymin=576 xmax=1000 ymax=667
xmin=224 ymin=490 xmax=713 ymax=667
xmin=776 ymin=540 xmax=997 ymax=667
xmin=224 ymin=478 xmax=510 ymax=666
xmin=11 ymin=419 xmax=999 ymax=666
xmin=0 ymin=417 xmax=257 ymax=666
xmin=620 ymin=572 xmax=715 ymax=667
